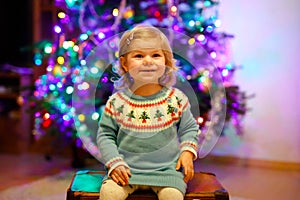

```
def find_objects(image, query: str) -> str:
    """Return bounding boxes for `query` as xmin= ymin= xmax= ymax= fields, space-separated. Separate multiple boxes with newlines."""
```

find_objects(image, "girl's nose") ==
xmin=143 ymin=55 xmax=153 ymax=65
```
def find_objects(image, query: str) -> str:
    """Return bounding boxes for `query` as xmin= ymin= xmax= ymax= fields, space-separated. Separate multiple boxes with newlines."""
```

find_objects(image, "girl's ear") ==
xmin=120 ymin=56 xmax=128 ymax=72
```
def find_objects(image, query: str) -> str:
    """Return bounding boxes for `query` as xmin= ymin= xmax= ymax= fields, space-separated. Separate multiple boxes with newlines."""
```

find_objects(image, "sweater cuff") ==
xmin=180 ymin=141 xmax=198 ymax=160
xmin=105 ymin=157 xmax=129 ymax=177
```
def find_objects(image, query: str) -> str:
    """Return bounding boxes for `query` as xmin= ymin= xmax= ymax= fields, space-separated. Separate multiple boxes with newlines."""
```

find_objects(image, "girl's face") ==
xmin=121 ymin=48 xmax=166 ymax=86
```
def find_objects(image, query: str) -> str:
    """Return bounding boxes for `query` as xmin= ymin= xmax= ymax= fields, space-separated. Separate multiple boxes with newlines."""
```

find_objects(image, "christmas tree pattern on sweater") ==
xmin=104 ymin=87 xmax=189 ymax=133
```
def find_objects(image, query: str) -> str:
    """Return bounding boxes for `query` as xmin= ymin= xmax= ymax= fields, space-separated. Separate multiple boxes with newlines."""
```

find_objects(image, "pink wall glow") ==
xmin=210 ymin=0 xmax=300 ymax=163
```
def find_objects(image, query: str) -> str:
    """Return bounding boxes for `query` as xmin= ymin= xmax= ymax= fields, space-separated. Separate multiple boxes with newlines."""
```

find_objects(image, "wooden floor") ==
xmin=0 ymin=152 xmax=299 ymax=200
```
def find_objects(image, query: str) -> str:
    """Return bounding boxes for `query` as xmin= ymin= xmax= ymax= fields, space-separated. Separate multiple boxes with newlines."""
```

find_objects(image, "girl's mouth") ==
xmin=140 ymin=70 xmax=155 ymax=72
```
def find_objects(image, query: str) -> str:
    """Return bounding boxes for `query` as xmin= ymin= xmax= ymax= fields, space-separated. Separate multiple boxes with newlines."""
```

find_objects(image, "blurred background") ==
xmin=0 ymin=0 xmax=299 ymax=199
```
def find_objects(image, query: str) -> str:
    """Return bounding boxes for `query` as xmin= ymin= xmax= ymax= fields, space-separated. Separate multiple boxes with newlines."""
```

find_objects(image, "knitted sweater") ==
xmin=96 ymin=86 xmax=199 ymax=194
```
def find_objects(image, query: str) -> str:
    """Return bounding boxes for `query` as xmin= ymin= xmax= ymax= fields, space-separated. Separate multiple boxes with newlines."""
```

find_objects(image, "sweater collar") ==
xmin=123 ymin=86 xmax=170 ymax=101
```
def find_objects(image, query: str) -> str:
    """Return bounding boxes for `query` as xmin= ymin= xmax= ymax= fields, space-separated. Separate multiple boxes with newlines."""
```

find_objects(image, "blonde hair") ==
xmin=113 ymin=24 xmax=178 ymax=90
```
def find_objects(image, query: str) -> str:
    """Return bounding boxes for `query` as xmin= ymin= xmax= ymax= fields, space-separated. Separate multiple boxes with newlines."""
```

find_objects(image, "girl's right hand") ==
xmin=110 ymin=165 xmax=132 ymax=186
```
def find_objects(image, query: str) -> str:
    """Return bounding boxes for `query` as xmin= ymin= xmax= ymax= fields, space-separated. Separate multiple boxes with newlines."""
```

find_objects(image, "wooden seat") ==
xmin=66 ymin=171 xmax=229 ymax=200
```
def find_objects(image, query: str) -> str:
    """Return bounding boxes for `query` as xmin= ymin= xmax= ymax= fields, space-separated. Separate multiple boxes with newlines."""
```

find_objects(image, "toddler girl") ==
xmin=97 ymin=24 xmax=199 ymax=200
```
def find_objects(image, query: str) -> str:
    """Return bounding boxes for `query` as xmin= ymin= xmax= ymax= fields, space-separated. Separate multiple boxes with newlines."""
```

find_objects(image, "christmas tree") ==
xmin=31 ymin=0 xmax=248 ymax=160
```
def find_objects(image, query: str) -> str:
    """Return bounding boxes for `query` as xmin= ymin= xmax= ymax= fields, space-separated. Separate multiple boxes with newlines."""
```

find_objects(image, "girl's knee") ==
xmin=157 ymin=187 xmax=184 ymax=200
xmin=99 ymin=180 xmax=131 ymax=200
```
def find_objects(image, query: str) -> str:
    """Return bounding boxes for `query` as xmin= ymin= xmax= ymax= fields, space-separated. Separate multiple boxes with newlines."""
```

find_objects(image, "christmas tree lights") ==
xmin=31 ymin=0 xmax=249 ymax=158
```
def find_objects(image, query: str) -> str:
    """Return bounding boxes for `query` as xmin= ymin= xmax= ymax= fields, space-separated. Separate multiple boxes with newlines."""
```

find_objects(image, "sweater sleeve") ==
xmin=176 ymin=91 xmax=199 ymax=159
xmin=96 ymin=96 xmax=129 ymax=175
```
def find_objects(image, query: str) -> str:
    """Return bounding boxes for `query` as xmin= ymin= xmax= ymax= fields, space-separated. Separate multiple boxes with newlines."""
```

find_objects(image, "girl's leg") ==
xmin=99 ymin=180 xmax=136 ymax=200
xmin=153 ymin=187 xmax=184 ymax=200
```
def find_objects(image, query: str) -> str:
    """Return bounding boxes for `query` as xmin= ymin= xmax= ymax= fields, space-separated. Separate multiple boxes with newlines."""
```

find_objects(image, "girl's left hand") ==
xmin=176 ymin=151 xmax=195 ymax=183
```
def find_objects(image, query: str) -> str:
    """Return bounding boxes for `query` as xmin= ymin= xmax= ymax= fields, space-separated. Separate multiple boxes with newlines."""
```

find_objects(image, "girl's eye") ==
xmin=134 ymin=54 xmax=143 ymax=58
xmin=153 ymin=54 xmax=162 ymax=57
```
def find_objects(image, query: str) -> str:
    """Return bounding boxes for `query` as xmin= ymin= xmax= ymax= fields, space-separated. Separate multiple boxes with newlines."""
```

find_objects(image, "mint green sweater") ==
xmin=96 ymin=87 xmax=199 ymax=194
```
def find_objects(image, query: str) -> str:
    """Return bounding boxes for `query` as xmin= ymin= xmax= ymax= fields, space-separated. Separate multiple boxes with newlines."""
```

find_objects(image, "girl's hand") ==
xmin=110 ymin=165 xmax=131 ymax=186
xmin=176 ymin=151 xmax=195 ymax=183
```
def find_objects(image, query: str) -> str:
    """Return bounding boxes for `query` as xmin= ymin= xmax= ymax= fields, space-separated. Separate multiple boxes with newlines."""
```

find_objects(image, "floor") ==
xmin=0 ymin=152 xmax=299 ymax=200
